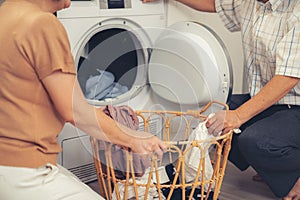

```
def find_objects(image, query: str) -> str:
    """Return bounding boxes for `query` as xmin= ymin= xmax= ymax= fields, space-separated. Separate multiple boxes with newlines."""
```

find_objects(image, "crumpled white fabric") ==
xmin=85 ymin=69 xmax=114 ymax=99
xmin=112 ymin=167 xmax=160 ymax=200
xmin=184 ymin=113 xmax=220 ymax=190
xmin=85 ymin=69 xmax=128 ymax=100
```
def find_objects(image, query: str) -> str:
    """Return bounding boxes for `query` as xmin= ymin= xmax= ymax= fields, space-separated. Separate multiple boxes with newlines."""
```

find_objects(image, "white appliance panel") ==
xmin=149 ymin=21 xmax=232 ymax=106
xmin=58 ymin=0 xmax=165 ymax=18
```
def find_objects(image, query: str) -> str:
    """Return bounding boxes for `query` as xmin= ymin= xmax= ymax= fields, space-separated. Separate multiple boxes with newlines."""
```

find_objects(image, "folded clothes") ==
xmin=85 ymin=69 xmax=128 ymax=100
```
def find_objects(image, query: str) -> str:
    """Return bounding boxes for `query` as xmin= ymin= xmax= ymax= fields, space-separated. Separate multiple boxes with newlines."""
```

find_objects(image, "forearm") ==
xmin=235 ymin=75 xmax=300 ymax=124
xmin=72 ymin=88 xmax=160 ymax=149
xmin=175 ymin=0 xmax=216 ymax=12
xmin=43 ymin=71 xmax=166 ymax=154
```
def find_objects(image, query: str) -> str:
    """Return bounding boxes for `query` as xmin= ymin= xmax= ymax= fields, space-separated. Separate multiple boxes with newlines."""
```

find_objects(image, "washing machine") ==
xmin=56 ymin=0 xmax=233 ymax=183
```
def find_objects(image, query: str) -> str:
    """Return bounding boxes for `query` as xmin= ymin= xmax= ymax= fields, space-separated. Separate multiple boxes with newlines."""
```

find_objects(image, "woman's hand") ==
xmin=115 ymin=123 xmax=167 ymax=157
xmin=130 ymin=132 xmax=167 ymax=157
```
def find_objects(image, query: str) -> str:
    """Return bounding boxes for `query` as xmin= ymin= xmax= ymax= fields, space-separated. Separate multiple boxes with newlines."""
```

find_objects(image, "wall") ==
xmin=167 ymin=1 xmax=248 ymax=94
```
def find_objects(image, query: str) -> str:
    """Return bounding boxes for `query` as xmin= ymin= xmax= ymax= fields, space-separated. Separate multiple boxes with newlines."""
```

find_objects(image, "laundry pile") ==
xmin=100 ymin=105 xmax=218 ymax=200
xmin=111 ymin=163 xmax=217 ymax=200
xmin=154 ymin=115 xmax=219 ymax=200
xmin=85 ymin=69 xmax=128 ymax=101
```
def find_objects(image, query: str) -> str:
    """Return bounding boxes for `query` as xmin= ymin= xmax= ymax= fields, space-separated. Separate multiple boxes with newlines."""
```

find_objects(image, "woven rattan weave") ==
xmin=91 ymin=101 xmax=233 ymax=200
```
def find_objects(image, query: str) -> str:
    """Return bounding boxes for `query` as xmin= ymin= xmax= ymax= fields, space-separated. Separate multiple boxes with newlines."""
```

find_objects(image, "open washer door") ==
xmin=148 ymin=21 xmax=233 ymax=107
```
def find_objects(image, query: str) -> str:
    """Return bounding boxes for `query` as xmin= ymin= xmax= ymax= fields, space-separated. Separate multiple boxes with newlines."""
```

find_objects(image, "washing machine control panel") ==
xmin=58 ymin=0 xmax=164 ymax=18
xmin=100 ymin=0 xmax=132 ymax=9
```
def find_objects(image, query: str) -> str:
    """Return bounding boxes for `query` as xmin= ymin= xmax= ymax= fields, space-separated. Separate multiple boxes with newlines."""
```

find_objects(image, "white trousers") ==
xmin=0 ymin=163 xmax=104 ymax=200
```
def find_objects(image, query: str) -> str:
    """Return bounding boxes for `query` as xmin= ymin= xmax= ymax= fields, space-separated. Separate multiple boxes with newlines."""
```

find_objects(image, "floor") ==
xmin=218 ymin=162 xmax=278 ymax=200
xmin=87 ymin=161 xmax=279 ymax=200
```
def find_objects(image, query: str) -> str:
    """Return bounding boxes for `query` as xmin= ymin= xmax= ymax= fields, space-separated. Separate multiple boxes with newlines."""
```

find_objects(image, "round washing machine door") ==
xmin=148 ymin=21 xmax=233 ymax=106
xmin=74 ymin=18 xmax=152 ymax=106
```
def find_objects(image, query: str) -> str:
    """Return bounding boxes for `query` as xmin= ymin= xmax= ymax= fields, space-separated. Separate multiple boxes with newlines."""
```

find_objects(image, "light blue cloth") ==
xmin=85 ymin=69 xmax=128 ymax=100
xmin=105 ymin=82 xmax=128 ymax=99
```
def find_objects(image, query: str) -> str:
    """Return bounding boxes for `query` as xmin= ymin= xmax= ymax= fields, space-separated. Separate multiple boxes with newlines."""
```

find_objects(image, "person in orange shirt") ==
xmin=0 ymin=0 xmax=166 ymax=199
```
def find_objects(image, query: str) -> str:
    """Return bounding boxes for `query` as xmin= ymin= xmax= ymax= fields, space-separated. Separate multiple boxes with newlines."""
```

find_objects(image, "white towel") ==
xmin=184 ymin=113 xmax=219 ymax=190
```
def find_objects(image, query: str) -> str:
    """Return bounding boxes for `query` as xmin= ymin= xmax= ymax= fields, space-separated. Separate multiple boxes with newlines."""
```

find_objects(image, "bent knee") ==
xmin=238 ymin=129 xmax=292 ymax=158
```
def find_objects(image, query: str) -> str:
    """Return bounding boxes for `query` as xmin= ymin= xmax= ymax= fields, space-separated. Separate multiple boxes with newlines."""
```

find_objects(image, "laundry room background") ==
xmin=54 ymin=0 xmax=245 ymax=184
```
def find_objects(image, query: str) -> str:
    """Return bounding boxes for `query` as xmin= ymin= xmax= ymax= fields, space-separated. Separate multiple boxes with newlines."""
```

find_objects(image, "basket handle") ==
xmin=187 ymin=101 xmax=229 ymax=117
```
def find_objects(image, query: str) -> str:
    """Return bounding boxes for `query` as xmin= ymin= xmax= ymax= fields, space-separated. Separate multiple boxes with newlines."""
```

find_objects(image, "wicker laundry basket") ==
xmin=91 ymin=101 xmax=233 ymax=200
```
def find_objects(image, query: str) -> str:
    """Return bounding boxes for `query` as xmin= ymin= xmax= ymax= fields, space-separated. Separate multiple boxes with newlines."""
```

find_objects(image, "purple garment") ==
xmin=98 ymin=105 xmax=150 ymax=179
xmin=102 ymin=105 xmax=139 ymax=130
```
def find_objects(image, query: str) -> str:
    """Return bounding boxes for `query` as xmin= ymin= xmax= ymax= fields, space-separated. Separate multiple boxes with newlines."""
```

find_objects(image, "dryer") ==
xmin=57 ymin=0 xmax=233 ymax=183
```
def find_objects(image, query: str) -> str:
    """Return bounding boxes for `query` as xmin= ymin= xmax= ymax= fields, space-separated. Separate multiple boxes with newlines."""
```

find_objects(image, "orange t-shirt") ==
xmin=0 ymin=0 xmax=76 ymax=168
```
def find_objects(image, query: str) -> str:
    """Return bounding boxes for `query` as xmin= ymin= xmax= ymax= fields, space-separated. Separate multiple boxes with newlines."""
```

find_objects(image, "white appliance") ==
xmin=57 ymin=0 xmax=233 ymax=183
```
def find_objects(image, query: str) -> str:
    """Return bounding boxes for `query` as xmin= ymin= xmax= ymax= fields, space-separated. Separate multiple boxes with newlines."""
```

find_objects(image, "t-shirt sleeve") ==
xmin=215 ymin=0 xmax=242 ymax=32
xmin=16 ymin=13 xmax=76 ymax=79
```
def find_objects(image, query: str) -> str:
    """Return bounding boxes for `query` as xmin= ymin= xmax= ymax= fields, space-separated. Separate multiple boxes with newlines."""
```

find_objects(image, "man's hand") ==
xmin=206 ymin=110 xmax=242 ymax=136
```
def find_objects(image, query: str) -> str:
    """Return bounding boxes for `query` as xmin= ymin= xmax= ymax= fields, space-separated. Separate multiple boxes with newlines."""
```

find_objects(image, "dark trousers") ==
xmin=228 ymin=94 xmax=300 ymax=198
